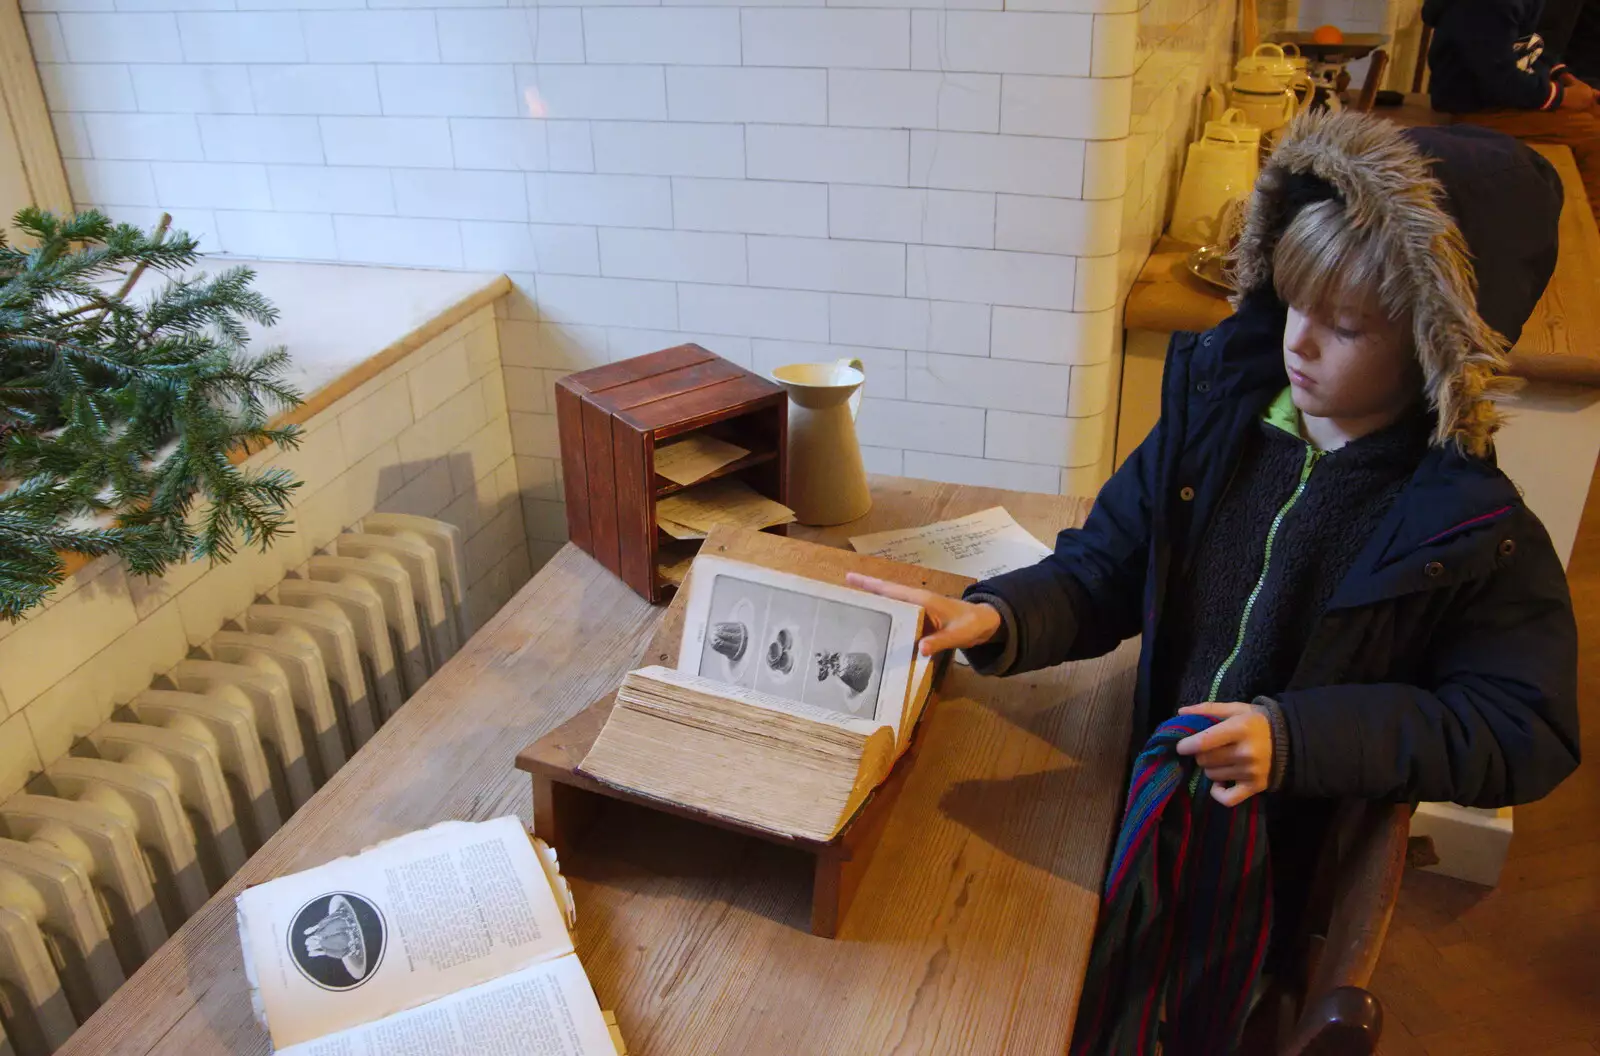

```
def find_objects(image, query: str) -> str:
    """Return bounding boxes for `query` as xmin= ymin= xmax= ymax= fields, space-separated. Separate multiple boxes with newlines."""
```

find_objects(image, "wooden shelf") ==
xmin=653 ymin=448 xmax=778 ymax=498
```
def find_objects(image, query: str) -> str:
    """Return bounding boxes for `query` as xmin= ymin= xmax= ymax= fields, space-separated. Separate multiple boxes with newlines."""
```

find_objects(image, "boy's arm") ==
xmin=1273 ymin=529 xmax=1580 ymax=807
xmin=1446 ymin=3 xmax=1567 ymax=110
xmin=959 ymin=418 xmax=1159 ymax=676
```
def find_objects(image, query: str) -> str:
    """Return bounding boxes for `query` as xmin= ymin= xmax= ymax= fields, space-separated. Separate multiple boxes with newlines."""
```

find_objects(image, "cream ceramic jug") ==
xmin=1207 ymin=68 xmax=1302 ymax=135
xmin=771 ymin=357 xmax=870 ymax=526
xmin=1170 ymin=109 xmax=1260 ymax=246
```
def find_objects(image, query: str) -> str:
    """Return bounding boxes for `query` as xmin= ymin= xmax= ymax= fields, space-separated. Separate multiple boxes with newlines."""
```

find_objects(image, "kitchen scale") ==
xmin=1269 ymin=32 xmax=1389 ymax=112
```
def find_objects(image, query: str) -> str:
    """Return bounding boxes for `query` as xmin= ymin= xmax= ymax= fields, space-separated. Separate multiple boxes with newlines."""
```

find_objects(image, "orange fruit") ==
xmin=1311 ymin=24 xmax=1345 ymax=44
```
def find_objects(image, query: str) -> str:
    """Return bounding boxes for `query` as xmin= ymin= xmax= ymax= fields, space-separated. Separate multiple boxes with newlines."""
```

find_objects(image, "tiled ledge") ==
xmin=56 ymin=261 xmax=513 ymax=579
xmin=2 ymin=263 xmax=533 ymax=802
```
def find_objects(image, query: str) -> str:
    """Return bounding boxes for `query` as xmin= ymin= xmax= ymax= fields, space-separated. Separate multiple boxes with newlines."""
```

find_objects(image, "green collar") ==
xmin=1263 ymin=386 xmax=1303 ymax=439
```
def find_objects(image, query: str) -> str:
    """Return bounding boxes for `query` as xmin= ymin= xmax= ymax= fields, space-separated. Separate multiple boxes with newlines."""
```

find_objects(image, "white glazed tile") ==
xmin=0 ymin=564 xmax=141 ymax=711
xmin=991 ymin=306 xmax=1117 ymax=365
xmin=450 ymin=118 xmax=548 ymax=171
xmin=302 ymin=11 xmax=439 ymax=62
xmin=583 ymin=8 xmax=742 ymax=65
xmin=536 ymin=275 xmax=679 ymax=330
xmin=910 ymin=131 xmax=1084 ymax=197
xmin=249 ymin=64 xmax=380 ymax=115
xmin=599 ymin=229 xmax=748 ymax=285
xmin=902 ymin=450 xmax=1060 ymax=493
xmin=1001 ymin=74 xmax=1131 ymax=139
xmin=590 ymin=122 xmax=744 ymax=179
xmin=996 ymin=194 xmax=1122 ymax=257
xmin=742 ymin=9 xmax=910 ymax=68
xmin=377 ymin=64 xmax=518 ymax=118
xmin=912 ymin=10 xmax=1091 ymax=75
xmin=747 ymin=125 xmax=909 ymax=187
xmin=678 ymin=284 xmax=829 ymax=342
xmin=516 ymin=65 xmax=667 ymax=122
xmin=671 ymin=177 xmax=828 ymax=237
xmin=748 ymin=236 xmax=906 ymax=296
xmin=667 ymin=67 xmax=827 ymax=125
xmin=177 ymin=12 xmax=305 ymax=62
xmin=908 ymin=245 xmax=1077 ymax=310
xmin=829 ymin=70 xmax=999 ymax=133
xmin=828 ymin=185 xmax=993 ymax=249
xmin=854 ymin=396 xmax=984 ymax=455
xmin=985 ymin=408 xmax=1104 ymax=466
xmin=58 ymin=12 xmax=182 ymax=62
xmin=908 ymin=351 xmax=1070 ymax=414
xmin=528 ymin=172 xmax=672 ymax=229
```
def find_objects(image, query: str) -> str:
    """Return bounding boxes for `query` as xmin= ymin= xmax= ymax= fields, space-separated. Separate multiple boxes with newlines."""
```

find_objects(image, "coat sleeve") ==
xmin=1442 ymin=3 xmax=1563 ymax=110
xmin=1275 ymin=527 xmax=1580 ymax=807
xmin=958 ymin=415 xmax=1161 ymax=676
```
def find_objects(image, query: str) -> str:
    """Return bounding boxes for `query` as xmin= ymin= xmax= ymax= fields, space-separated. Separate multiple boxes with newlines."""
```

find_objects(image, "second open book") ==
xmin=577 ymin=553 xmax=941 ymax=843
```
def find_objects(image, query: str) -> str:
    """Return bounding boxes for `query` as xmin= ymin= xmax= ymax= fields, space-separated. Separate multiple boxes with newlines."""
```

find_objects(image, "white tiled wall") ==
xmin=25 ymin=0 xmax=1145 ymax=503
xmin=0 ymin=305 xmax=532 ymax=804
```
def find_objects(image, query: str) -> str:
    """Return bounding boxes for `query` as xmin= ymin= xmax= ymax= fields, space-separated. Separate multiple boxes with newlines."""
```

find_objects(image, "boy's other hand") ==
xmin=1174 ymin=701 xmax=1275 ymax=807
xmin=1559 ymin=78 xmax=1597 ymax=110
xmin=846 ymin=573 xmax=1002 ymax=656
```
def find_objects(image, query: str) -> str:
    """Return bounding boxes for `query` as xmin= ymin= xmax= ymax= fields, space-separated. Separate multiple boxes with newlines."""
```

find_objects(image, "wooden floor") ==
xmin=1373 ymin=456 xmax=1600 ymax=1055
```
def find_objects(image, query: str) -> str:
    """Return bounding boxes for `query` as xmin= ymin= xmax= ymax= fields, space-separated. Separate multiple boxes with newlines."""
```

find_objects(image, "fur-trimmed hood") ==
xmin=1230 ymin=111 xmax=1563 ymax=455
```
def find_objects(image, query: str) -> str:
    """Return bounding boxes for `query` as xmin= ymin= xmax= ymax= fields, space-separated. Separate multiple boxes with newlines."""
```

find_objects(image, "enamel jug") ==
xmin=771 ymin=358 xmax=871 ymax=526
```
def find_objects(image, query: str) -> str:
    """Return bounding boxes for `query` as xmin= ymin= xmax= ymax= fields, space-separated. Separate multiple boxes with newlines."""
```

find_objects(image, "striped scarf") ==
xmin=1069 ymin=715 xmax=1273 ymax=1056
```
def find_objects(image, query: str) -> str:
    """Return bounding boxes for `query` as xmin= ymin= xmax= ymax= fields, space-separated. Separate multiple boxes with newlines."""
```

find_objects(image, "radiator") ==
xmin=275 ymin=579 xmax=405 ymax=724
xmin=0 ymin=839 xmax=124 ymax=1017
xmin=165 ymin=660 xmax=314 ymax=816
xmin=0 ymin=796 xmax=166 ymax=975
xmin=0 ymin=517 xmax=470 ymax=1054
xmin=0 ymin=904 xmax=74 ymax=1056
xmin=203 ymin=632 xmax=346 ymax=788
xmin=245 ymin=604 xmax=377 ymax=750
xmin=78 ymin=725 xmax=246 ymax=894
xmin=127 ymin=691 xmax=280 ymax=854
xmin=306 ymin=556 xmax=430 ymax=698
xmin=41 ymin=759 xmax=206 ymax=934
xmin=340 ymin=527 xmax=463 ymax=673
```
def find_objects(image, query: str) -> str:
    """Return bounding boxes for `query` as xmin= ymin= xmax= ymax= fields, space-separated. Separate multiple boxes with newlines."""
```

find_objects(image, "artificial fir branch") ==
xmin=0 ymin=208 xmax=305 ymax=621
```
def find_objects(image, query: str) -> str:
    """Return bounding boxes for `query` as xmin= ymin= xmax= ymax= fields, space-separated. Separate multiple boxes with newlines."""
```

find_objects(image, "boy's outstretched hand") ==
xmin=846 ymin=573 xmax=1002 ymax=656
xmin=1175 ymin=701 xmax=1275 ymax=807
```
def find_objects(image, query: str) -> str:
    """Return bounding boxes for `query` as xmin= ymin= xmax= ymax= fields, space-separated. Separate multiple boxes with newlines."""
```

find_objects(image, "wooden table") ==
xmin=63 ymin=476 xmax=1137 ymax=1056
xmin=1124 ymin=141 xmax=1600 ymax=388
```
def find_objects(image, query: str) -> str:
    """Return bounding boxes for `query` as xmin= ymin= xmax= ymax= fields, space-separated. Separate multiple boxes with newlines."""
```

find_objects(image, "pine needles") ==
xmin=1 ymin=208 xmax=304 ymax=621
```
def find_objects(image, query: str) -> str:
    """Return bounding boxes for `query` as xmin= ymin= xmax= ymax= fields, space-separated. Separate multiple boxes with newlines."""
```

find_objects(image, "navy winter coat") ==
xmin=972 ymin=297 xmax=1580 ymax=807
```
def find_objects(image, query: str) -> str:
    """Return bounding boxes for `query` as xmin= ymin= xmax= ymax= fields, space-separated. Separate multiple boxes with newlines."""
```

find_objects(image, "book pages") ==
xmin=624 ymin=666 xmax=885 ymax=738
xmin=236 ymin=817 xmax=573 ymax=1049
xmin=676 ymin=555 xmax=923 ymax=736
xmin=274 ymin=957 xmax=616 ymax=1056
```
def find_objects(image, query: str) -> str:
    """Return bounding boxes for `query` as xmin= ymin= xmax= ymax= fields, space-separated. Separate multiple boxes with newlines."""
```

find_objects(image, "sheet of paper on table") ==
xmin=657 ymin=478 xmax=795 ymax=535
xmin=849 ymin=506 xmax=1053 ymax=582
xmin=654 ymin=434 xmax=749 ymax=486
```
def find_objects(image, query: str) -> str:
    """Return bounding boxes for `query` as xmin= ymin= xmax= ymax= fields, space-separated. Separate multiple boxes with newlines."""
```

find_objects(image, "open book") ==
xmin=577 ymin=555 xmax=937 ymax=842
xmin=235 ymin=816 xmax=624 ymax=1055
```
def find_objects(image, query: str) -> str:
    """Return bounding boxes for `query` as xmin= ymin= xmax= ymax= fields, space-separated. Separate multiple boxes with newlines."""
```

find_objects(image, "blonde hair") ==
xmin=1233 ymin=111 xmax=1520 ymax=457
xmin=1271 ymin=198 xmax=1407 ymax=326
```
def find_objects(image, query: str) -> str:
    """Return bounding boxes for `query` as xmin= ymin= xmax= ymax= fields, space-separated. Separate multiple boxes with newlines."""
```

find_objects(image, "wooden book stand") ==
xmin=515 ymin=525 xmax=966 ymax=938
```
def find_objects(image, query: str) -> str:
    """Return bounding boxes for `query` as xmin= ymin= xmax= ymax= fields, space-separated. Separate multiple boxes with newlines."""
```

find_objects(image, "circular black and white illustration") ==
xmin=287 ymin=893 xmax=386 ymax=991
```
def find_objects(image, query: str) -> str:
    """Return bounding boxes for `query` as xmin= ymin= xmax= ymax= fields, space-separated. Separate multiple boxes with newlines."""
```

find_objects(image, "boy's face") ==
xmin=1282 ymin=300 xmax=1420 ymax=424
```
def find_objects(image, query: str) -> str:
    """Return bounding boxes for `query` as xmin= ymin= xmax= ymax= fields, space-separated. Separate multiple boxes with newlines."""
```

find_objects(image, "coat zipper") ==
xmin=1205 ymin=444 xmax=1324 ymax=702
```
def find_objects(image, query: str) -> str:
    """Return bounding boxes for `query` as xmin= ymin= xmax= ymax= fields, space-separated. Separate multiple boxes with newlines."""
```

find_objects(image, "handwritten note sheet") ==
xmin=849 ymin=507 xmax=1052 ymax=582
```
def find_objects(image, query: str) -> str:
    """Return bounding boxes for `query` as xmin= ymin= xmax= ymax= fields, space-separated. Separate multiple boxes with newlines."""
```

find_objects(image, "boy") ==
xmin=851 ymin=111 xmax=1580 ymax=1033
xmin=1423 ymin=0 xmax=1600 ymax=224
